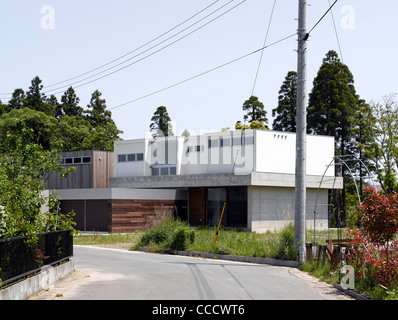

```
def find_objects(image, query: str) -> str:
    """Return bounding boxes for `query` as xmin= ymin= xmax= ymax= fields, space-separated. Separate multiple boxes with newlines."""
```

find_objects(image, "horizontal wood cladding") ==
xmin=108 ymin=199 xmax=176 ymax=233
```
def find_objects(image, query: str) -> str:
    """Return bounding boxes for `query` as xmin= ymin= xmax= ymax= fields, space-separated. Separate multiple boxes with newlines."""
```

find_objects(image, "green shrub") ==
xmin=170 ymin=227 xmax=188 ymax=251
xmin=139 ymin=227 xmax=167 ymax=246
xmin=276 ymin=223 xmax=297 ymax=260
xmin=138 ymin=218 xmax=192 ymax=251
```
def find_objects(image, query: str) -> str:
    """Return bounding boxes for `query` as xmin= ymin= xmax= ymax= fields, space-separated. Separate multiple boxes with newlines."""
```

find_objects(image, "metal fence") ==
xmin=0 ymin=230 xmax=73 ymax=286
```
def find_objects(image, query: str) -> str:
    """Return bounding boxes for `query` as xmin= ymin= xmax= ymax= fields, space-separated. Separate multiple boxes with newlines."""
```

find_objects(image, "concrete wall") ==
xmin=254 ymin=130 xmax=335 ymax=177
xmin=0 ymin=260 xmax=75 ymax=300
xmin=113 ymin=130 xmax=335 ymax=179
xmin=248 ymin=186 xmax=329 ymax=233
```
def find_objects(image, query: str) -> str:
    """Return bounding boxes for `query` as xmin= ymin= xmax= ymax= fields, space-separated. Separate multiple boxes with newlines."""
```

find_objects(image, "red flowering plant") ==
xmin=346 ymin=187 xmax=398 ymax=289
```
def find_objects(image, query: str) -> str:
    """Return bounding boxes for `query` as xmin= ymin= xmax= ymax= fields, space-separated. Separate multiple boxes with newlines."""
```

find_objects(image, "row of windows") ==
xmin=118 ymin=153 xmax=144 ymax=163
xmin=60 ymin=156 xmax=91 ymax=165
xmin=187 ymin=136 xmax=254 ymax=154
xmin=209 ymin=136 xmax=254 ymax=148
xmin=117 ymin=136 xmax=254 ymax=162
xmin=151 ymin=166 xmax=177 ymax=176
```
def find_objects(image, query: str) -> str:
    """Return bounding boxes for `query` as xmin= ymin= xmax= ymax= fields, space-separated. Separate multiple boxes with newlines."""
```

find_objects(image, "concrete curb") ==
xmin=138 ymin=247 xmax=299 ymax=268
xmin=333 ymin=283 xmax=372 ymax=300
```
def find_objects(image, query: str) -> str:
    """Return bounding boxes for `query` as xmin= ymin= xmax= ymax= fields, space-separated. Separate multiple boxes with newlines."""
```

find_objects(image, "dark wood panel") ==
xmin=109 ymin=199 xmax=177 ymax=232
xmin=189 ymin=188 xmax=206 ymax=226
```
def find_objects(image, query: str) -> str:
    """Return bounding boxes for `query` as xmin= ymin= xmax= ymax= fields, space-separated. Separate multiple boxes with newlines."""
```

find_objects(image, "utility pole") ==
xmin=295 ymin=0 xmax=308 ymax=264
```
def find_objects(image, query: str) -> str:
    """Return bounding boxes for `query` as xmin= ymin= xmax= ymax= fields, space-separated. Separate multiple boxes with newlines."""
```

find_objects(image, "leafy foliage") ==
xmin=346 ymin=187 xmax=398 ymax=289
xmin=0 ymin=77 xmax=123 ymax=152
xmin=0 ymin=120 xmax=76 ymax=238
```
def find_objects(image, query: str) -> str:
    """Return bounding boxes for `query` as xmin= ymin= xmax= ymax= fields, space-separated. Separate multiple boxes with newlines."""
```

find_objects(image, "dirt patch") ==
xmin=91 ymin=243 xmax=134 ymax=250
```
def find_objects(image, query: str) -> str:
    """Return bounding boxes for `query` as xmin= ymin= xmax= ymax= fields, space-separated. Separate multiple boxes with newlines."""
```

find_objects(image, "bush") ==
xmin=170 ymin=227 xmax=188 ymax=251
xmin=276 ymin=222 xmax=297 ymax=260
xmin=346 ymin=187 xmax=398 ymax=290
xmin=138 ymin=218 xmax=193 ymax=251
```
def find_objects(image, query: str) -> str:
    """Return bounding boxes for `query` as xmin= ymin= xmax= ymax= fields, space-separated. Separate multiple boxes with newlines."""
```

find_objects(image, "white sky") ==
xmin=0 ymin=1 xmax=397 ymax=140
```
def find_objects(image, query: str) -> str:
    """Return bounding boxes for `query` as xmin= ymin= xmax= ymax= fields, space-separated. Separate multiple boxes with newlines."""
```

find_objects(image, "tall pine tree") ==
xmin=241 ymin=96 xmax=268 ymax=129
xmin=308 ymin=50 xmax=362 ymax=227
xmin=150 ymin=106 xmax=173 ymax=137
xmin=85 ymin=90 xmax=123 ymax=151
xmin=272 ymin=71 xmax=297 ymax=132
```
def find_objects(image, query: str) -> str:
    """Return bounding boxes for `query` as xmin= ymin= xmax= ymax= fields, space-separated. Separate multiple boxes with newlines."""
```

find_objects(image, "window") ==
xmin=118 ymin=153 xmax=144 ymax=162
xmin=151 ymin=166 xmax=177 ymax=176
xmin=186 ymin=146 xmax=202 ymax=154
xmin=208 ymin=139 xmax=218 ymax=148
xmin=219 ymin=137 xmax=230 ymax=147
xmin=62 ymin=156 xmax=92 ymax=165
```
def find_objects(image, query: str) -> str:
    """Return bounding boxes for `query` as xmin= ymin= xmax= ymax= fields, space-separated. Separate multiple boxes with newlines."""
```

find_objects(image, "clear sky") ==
xmin=0 ymin=1 xmax=397 ymax=140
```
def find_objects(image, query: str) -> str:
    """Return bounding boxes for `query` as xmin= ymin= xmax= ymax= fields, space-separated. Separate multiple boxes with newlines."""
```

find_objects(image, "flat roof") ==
xmin=109 ymin=172 xmax=343 ymax=190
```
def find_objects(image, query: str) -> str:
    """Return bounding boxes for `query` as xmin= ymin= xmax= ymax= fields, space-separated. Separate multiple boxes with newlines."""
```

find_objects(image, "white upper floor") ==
xmin=113 ymin=129 xmax=335 ymax=178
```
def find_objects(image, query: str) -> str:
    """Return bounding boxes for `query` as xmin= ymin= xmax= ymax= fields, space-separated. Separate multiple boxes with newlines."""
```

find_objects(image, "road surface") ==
xmin=30 ymin=245 xmax=351 ymax=300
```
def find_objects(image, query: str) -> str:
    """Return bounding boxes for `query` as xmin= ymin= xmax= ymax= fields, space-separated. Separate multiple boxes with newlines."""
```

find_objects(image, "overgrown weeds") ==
xmin=134 ymin=218 xmax=298 ymax=261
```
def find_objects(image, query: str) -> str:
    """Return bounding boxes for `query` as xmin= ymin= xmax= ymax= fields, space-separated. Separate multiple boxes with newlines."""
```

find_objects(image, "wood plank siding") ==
xmin=108 ymin=199 xmax=176 ymax=233
xmin=46 ymin=150 xmax=113 ymax=189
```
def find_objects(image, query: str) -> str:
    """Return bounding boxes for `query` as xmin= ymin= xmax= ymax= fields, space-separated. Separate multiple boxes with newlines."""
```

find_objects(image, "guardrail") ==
xmin=0 ymin=230 xmax=73 ymax=286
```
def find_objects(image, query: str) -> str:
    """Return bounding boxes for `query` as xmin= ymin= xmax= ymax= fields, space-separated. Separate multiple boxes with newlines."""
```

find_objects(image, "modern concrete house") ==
xmin=109 ymin=129 xmax=342 ymax=233
xmin=47 ymin=129 xmax=341 ymax=233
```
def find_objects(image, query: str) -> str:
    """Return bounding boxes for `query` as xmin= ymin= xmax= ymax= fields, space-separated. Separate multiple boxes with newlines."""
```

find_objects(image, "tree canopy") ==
xmin=0 ymin=76 xmax=123 ymax=152
xmin=0 ymin=120 xmax=76 ymax=238
xmin=150 ymin=106 xmax=173 ymax=137
xmin=241 ymin=96 xmax=268 ymax=129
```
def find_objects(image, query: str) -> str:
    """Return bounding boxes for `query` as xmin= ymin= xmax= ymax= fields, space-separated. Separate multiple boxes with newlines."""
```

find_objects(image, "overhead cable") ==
xmin=109 ymin=32 xmax=297 ymax=111
xmin=251 ymin=0 xmax=277 ymax=96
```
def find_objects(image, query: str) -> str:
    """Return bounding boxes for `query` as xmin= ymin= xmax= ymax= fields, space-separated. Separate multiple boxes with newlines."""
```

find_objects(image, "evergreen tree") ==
xmin=85 ymin=90 xmax=122 ymax=151
xmin=308 ymin=50 xmax=359 ymax=155
xmin=8 ymin=89 xmax=26 ymax=110
xmin=150 ymin=106 xmax=173 ymax=137
xmin=242 ymin=96 xmax=268 ymax=129
xmin=25 ymin=76 xmax=54 ymax=115
xmin=59 ymin=87 xmax=83 ymax=117
xmin=308 ymin=50 xmax=362 ymax=227
xmin=272 ymin=71 xmax=297 ymax=132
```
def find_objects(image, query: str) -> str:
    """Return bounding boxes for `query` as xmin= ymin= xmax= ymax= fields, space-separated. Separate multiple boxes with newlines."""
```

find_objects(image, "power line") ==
xmin=43 ymin=0 xmax=223 ymax=90
xmin=109 ymin=32 xmax=297 ymax=111
xmin=45 ymin=0 xmax=247 ymax=96
xmin=251 ymin=0 xmax=277 ymax=96
xmin=0 ymin=1 xmax=222 ymax=96
xmin=308 ymin=0 xmax=338 ymax=35
xmin=0 ymin=0 xmax=246 ymax=98
xmin=328 ymin=0 xmax=344 ymax=62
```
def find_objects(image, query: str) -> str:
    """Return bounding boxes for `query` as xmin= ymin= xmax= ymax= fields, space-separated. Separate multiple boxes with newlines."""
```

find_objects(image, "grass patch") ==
xmin=133 ymin=218 xmax=298 ymax=261
xmin=74 ymin=232 xmax=141 ymax=247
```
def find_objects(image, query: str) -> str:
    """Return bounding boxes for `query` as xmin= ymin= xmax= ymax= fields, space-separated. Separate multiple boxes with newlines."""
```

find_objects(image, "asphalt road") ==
xmin=30 ymin=245 xmax=351 ymax=300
